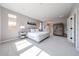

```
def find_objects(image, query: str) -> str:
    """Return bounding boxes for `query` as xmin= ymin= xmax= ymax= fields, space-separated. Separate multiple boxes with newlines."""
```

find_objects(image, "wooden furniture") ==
xmin=53 ymin=23 xmax=64 ymax=36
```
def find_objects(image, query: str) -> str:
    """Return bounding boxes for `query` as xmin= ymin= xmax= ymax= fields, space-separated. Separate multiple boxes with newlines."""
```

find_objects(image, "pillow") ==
xmin=30 ymin=29 xmax=35 ymax=32
xmin=35 ymin=29 xmax=39 ymax=32
xmin=30 ymin=29 xmax=39 ymax=32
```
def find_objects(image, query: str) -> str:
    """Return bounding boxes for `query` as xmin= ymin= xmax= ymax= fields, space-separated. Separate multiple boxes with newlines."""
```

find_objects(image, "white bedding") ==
xmin=27 ymin=32 xmax=50 ymax=42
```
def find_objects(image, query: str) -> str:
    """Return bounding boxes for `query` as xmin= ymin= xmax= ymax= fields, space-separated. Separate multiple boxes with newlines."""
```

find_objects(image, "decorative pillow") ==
xmin=35 ymin=29 xmax=39 ymax=32
xmin=30 ymin=29 xmax=39 ymax=32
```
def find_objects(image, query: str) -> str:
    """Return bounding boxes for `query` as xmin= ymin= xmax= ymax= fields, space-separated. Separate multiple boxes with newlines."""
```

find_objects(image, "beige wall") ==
xmin=44 ymin=20 xmax=53 ymax=35
xmin=36 ymin=20 xmax=41 ymax=29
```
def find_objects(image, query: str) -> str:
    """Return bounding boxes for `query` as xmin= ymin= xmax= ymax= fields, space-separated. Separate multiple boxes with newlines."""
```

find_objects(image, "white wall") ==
xmin=0 ymin=6 xmax=1 ymax=41
xmin=0 ymin=6 xmax=37 ymax=43
xmin=69 ymin=3 xmax=79 ymax=52
xmin=1 ymin=7 xmax=8 ymax=41
xmin=74 ymin=4 xmax=79 ymax=52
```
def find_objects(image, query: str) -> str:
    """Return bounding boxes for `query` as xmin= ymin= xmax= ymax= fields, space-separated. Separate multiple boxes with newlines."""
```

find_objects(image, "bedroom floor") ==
xmin=0 ymin=36 xmax=79 ymax=56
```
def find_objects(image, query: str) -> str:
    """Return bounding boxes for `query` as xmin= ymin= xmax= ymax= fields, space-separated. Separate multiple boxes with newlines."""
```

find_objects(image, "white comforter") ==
xmin=27 ymin=32 xmax=50 ymax=42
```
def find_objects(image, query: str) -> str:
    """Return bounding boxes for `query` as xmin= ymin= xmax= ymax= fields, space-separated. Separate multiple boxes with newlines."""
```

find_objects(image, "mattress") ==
xmin=27 ymin=32 xmax=50 ymax=42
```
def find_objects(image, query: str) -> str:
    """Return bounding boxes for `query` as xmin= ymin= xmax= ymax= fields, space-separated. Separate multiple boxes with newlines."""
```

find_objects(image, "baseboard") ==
xmin=0 ymin=37 xmax=18 ymax=44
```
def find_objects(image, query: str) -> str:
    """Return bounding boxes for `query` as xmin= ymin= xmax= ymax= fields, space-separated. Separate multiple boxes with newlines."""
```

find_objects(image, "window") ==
xmin=8 ymin=14 xmax=17 ymax=32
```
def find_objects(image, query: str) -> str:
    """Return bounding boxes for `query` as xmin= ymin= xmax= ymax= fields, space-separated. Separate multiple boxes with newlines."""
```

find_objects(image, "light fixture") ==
xmin=59 ymin=15 xmax=64 ymax=18
xmin=20 ymin=26 xmax=25 ymax=29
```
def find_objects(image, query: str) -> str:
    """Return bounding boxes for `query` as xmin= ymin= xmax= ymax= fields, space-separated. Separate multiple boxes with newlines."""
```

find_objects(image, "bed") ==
xmin=27 ymin=31 xmax=50 ymax=42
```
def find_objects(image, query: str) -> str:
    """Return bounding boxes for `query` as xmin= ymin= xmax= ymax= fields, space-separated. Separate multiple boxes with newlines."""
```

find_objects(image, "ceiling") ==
xmin=0 ymin=3 xmax=74 ymax=21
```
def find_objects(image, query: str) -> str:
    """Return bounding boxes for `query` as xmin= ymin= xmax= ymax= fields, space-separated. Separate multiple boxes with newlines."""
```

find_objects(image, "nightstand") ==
xmin=18 ymin=31 xmax=27 ymax=39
